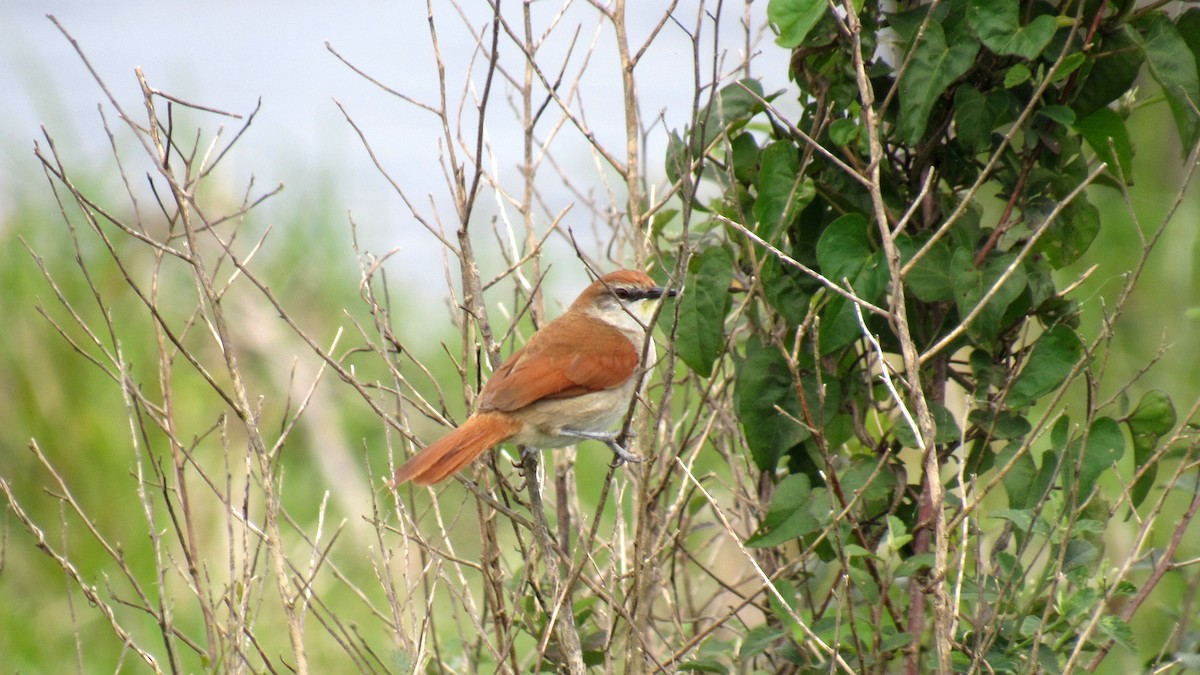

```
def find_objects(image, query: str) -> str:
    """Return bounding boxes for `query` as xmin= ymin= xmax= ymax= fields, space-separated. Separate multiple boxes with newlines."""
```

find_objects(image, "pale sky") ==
xmin=2 ymin=1 xmax=783 ymax=309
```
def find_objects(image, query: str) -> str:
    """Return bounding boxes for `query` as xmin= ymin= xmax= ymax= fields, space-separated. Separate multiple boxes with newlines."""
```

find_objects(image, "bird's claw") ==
xmin=607 ymin=440 xmax=642 ymax=466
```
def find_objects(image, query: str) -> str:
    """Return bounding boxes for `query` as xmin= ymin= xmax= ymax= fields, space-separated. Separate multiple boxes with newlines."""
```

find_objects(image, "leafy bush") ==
xmin=656 ymin=0 xmax=1200 ymax=671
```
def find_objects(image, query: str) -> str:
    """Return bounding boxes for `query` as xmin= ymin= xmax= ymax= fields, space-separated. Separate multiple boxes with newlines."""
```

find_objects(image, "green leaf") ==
xmin=1063 ymin=539 xmax=1099 ymax=574
xmin=736 ymin=337 xmax=806 ymax=471
xmin=815 ymin=214 xmax=887 ymax=353
xmin=669 ymin=79 xmax=767 ymax=187
xmin=753 ymin=142 xmax=814 ymax=240
xmin=1038 ymin=105 xmax=1075 ymax=126
xmin=1140 ymin=13 xmax=1200 ymax=153
xmin=1030 ymin=447 xmax=1060 ymax=508
xmin=698 ymin=79 xmax=767 ymax=151
xmin=969 ymin=409 xmax=1032 ymax=442
xmin=1077 ymin=417 xmax=1125 ymax=499
xmin=649 ymin=209 xmax=679 ymax=238
xmin=884 ymin=515 xmax=912 ymax=551
xmin=817 ymin=252 xmax=887 ymax=354
xmin=829 ymin=118 xmax=860 ymax=146
xmin=901 ymin=235 xmax=956 ymax=302
xmin=1129 ymin=389 xmax=1177 ymax=437
xmin=1007 ymin=325 xmax=1084 ymax=409
xmin=739 ymin=625 xmax=786 ymax=659
xmin=730 ymin=132 xmax=760 ymax=184
xmin=768 ymin=579 xmax=800 ymax=633
xmin=988 ymin=550 xmax=1017 ymax=576
xmin=1074 ymin=107 xmax=1134 ymax=181
xmin=746 ymin=475 xmax=820 ymax=548
xmin=880 ymin=632 xmax=914 ymax=653
xmin=1178 ymin=10 xmax=1200 ymax=65
xmin=714 ymin=79 xmax=764 ymax=129
xmin=931 ymin=403 xmax=963 ymax=443
xmin=895 ymin=553 xmax=935 ymax=578
xmin=761 ymin=256 xmax=811 ymax=327
xmin=1018 ymin=614 xmax=1042 ymax=637
xmin=1051 ymin=413 xmax=1072 ymax=454
xmin=1034 ymin=197 xmax=1102 ymax=269
xmin=768 ymin=0 xmax=827 ymax=48
xmin=1113 ymin=580 xmax=1138 ymax=597
xmin=1004 ymin=63 xmax=1032 ymax=88
xmin=954 ymin=86 xmax=1011 ymax=150
xmin=1072 ymin=27 xmax=1143 ymax=119
xmin=1099 ymin=615 xmax=1137 ymax=653
xmin=953 ymin=86 xmax=985 ymax=148
xmin=816 ymin=213 xmax=872 ymax=284
xmin=839 ymin=458 xmax=899 ymax=518
xmin=894 ymin=403 xmax=962 ymax=447
xmin=676 ymin=248 xmax=734 ymax=377
xmin=843 ymin=544 xmax=875 ymax=559
xmin=846 ymin=566 xmax=880 ymax=603
xmin=886 ymin=5 xmax=943 ymax=46
xmin=679 ymin=657 xmax=728 ymax=673
xmin=1052 ymin=51 xmax=1087 ymax=83
xmin=900 ymin=21 xmax=979 ymax=143
xmin=996 ymin=443 xmax=1037 ymax=509
xmin=990 ymin=508 xmax=1033 ymax=531
xmin=968 ymin=0 xmax=1057 ymax=59
xmin=822 ymin=413 xmax=855 ymax=451
xmin=1127 ymin=390 xmax=1176 ymax=508
xmin=952 ymin=249 xmax=1028 ymax=347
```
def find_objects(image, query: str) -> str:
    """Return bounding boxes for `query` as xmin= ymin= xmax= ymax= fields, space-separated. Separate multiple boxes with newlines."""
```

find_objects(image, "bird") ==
xmin=390 ymin=269 xmax=675 ymax=486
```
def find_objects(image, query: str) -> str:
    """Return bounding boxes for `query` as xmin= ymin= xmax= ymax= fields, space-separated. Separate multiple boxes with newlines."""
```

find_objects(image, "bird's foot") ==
xmin=606 ymin=440 xmax=642 ymax=466
xmin=508 ymin=445 xmax=541 ymax=489
xmin=560 ymin=429 xmax=642 ymax=466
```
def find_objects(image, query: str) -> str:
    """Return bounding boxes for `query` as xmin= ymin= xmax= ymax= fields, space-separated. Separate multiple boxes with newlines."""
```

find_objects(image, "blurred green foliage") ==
xmin=0 ymin=157 xmax=409 ymax=669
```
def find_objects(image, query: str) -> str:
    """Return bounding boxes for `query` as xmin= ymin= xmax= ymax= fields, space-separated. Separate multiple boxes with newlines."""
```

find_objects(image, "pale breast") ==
xmin=510 ymin=375 xmax=639 ymax=448
xmin=510 ymin=304 xmax=657 ymax=449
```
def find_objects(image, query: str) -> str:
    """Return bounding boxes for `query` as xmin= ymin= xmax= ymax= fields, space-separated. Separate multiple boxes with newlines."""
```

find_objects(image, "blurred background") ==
xmin=3 ymin=1 xmax=1199 ymax=670
xmin=4 ymin=1 xmax=483 ymax=309
xmin=1 ymin=1 xmax=792 ymax=300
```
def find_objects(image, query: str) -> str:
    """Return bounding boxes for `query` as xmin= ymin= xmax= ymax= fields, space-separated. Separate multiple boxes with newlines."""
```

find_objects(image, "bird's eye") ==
xmin=613 ymin=287 xmax=632 ymax=300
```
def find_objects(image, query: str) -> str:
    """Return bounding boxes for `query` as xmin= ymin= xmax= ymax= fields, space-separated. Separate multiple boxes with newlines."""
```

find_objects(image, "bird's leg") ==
xmin=559 ymin=429 xmax=643 ymax=465
xmin=512 ymin=445 xmax=542 ymax=488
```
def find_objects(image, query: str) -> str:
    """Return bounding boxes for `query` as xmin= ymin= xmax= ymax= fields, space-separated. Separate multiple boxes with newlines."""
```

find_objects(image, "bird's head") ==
xmin=573 ymin=269 xmax=677 ymax=333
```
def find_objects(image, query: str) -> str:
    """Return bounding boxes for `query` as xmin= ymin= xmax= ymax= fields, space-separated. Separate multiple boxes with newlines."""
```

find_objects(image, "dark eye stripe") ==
xmin=612 ymin=287 xmax=666 ymax=301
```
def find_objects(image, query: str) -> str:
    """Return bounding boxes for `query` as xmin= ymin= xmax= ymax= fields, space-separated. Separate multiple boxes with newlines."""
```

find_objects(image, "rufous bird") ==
xmin=390 ymin=269 xmax=676 ymax=486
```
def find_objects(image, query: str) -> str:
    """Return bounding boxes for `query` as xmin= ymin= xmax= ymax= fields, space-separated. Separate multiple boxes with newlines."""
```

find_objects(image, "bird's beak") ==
xmin=648 ymin=286 xmax=678 ymax=300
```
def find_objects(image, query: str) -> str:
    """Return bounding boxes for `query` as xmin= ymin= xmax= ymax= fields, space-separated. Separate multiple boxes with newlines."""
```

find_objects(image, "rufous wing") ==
xmin=478 ymin=314 xmax=639 ymax=412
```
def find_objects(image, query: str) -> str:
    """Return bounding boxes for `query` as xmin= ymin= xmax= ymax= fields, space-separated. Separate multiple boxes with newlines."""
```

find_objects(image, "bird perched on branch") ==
xmin=390 ymin=269 xmax=675 ymax=486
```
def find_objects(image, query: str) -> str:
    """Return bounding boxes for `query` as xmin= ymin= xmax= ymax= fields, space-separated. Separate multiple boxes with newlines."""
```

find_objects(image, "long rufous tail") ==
xmin=390 ymin=412 xmax=521 ymax=486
